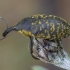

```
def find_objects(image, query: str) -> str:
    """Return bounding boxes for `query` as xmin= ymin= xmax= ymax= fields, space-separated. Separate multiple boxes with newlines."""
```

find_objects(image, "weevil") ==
xmin=0 ymin=14 xmax=70 ymax=59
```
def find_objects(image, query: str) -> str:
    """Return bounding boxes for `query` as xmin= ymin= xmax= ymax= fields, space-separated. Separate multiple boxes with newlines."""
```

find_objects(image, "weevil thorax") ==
xmin=15 ymin=18 xmax=34 ymax=37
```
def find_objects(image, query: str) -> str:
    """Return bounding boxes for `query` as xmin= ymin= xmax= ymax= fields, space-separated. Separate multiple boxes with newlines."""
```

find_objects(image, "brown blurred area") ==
xmin=0 ymin=0 xmax=70 ymax=70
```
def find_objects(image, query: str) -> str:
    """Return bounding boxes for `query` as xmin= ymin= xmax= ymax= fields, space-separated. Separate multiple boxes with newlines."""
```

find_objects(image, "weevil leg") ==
xmin=57 ymin=40 xmax=62 ymax=48
xmin=57 ymin=40 xmax=65 ymax=57
xmin=29 ymin=37 xmax=39 ymax=60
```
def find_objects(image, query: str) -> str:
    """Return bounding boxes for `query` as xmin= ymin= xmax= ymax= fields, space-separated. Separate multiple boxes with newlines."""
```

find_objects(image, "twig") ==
xmin=32 ymin=38 xmax=70 ymax=70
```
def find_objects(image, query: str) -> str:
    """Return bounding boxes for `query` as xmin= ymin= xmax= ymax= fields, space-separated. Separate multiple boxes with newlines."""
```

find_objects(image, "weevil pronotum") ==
xmin=0 ymin=14 xmax=70 ymax=59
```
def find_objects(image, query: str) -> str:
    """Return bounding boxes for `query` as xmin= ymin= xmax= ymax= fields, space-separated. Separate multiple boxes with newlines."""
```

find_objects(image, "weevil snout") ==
xmin=2 ymin=22 xmax=22 ymax=37
xmin=0 ymin=17 xmax=22 ymax=40
xmin=2 ymin=26 xmax=16 ymax=37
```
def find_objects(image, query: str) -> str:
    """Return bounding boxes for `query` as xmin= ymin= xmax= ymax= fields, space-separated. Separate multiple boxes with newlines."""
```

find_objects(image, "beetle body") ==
xmin=3 ymin=14 xmax=70 ymax=40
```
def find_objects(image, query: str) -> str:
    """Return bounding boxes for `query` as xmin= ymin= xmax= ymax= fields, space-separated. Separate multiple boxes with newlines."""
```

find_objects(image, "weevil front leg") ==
xmin=29 ymin=36 xmax=39 ymax=60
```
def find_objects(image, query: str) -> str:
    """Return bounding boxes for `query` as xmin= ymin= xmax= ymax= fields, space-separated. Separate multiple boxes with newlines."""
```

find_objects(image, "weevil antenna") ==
xmin=0 ymin=17 xmax=8 ymax=41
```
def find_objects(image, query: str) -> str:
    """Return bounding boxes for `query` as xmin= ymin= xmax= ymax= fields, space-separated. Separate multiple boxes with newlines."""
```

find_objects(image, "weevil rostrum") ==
xmin=1 ymin=14 xmax=70 ymax=59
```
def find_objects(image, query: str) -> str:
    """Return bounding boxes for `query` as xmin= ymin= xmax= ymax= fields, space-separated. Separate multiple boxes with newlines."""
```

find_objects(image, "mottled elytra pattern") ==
xmin=18 ymin=14 xmax=70 ymax=40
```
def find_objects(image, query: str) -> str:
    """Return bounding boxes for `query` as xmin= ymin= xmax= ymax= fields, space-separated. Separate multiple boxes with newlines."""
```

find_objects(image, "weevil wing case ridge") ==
xmin=16 ymin=14 xmax=70 ymax=40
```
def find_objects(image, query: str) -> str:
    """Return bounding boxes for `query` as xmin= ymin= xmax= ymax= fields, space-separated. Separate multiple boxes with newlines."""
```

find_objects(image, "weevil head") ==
xmin=15 ymin=18 xmax=33 ymax=37
xmin=16 ymin=17 xmax=42 ymax=37
xmin=15 ymin=18 xmax=31 ymax=31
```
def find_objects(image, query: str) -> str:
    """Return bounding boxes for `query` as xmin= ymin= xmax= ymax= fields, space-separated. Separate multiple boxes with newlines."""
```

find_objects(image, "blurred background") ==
xmin=0 ymin=0 xmax=70 ymax=70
